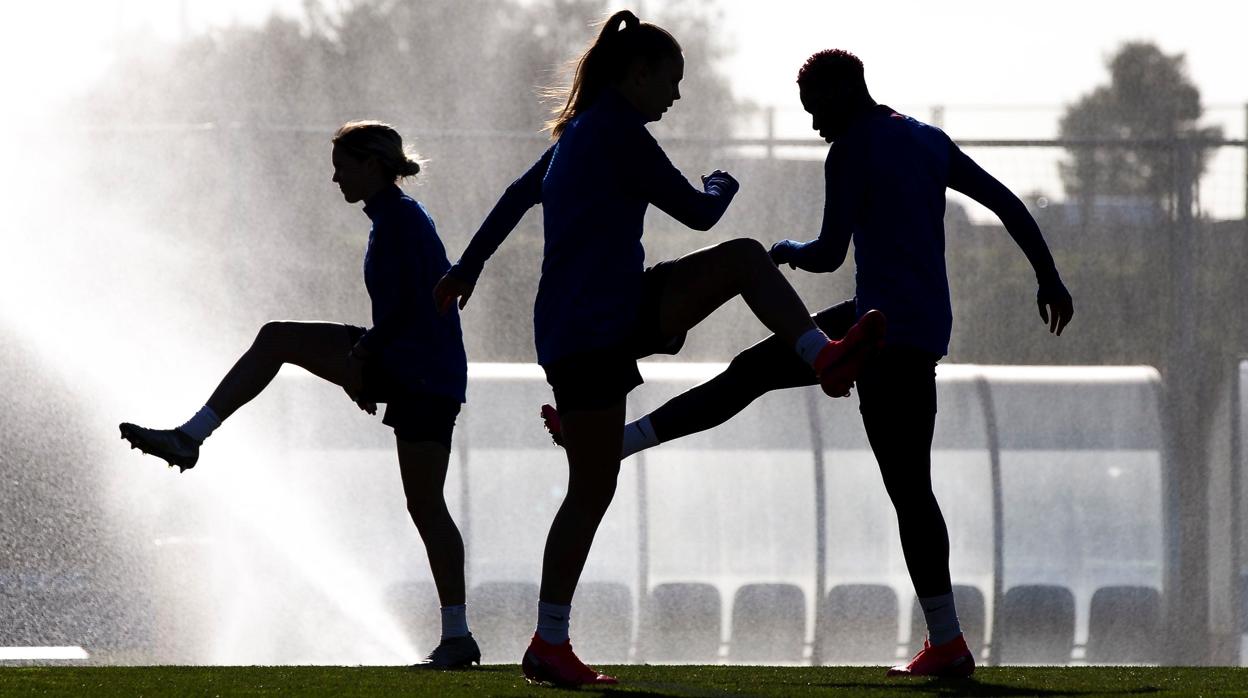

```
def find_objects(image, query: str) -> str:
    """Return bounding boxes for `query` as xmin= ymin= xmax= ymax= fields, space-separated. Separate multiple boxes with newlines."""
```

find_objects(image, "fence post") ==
xmin=1231 ymin=358 xmax=1245 ymax=658
xmin=1162 ymin=134 xmax=1215 ymax=664
xmin=634 ymin=442 xmax=650 ymax=663
xmin=975 ymin=374 xmax=1005 ymax=666
xmin=806 ymin=388 xmax=827 ymax=665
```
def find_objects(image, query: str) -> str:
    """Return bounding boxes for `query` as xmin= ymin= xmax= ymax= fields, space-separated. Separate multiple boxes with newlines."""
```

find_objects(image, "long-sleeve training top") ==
xmin=447 ymin=88 xmax=736 ymax=366
xmin=781 ymin=104 xmax=1061 ymax=358
xmin=359 ymin=184 xmax=468 ymax=403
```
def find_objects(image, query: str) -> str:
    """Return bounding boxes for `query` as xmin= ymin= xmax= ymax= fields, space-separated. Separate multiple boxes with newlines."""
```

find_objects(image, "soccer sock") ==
xmin=795 ymin=328 xmax=833 ymax=368
xmin=919 ymin=592 xmax=962 ymax=646
xmin=620 ymin=415 xmax=660 ymax=459
xmin=440 ymin=603 xmax=469 ymax=640
xmin=536 ymin=600 xmax=571 ymax=645
xmin=177 ymin=406 xmax=221 ymax=443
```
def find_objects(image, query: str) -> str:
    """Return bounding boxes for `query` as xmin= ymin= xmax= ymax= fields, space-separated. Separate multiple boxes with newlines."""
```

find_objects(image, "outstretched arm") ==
xmin=630 ymin=129 xmax=738 ymax=231
xmin=436 ymin=146 xmax=553 ymax=313
xmin=769 ymin=142 xmax=860 ymax=273
xmin=947 ymin=145 xmax=1073 ymax=335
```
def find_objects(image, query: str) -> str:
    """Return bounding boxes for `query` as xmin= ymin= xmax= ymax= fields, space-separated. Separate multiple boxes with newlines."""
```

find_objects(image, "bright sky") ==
xmin=717 ymin=0 xmax=1248 ymax=139
xmin=3 ymin=0 xmax=1245 ymax=136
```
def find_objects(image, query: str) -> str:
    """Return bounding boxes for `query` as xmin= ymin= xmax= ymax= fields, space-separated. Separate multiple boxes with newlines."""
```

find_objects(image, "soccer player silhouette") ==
xmin=120 ymin=121 xmax=480 ymax=669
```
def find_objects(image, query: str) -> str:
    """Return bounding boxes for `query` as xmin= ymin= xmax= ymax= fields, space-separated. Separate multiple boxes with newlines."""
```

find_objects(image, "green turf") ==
xmin=3 ymin=665 xmax=1247 ymax=697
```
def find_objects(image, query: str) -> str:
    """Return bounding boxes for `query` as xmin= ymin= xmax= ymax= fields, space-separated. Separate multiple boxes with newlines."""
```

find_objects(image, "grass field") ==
xmin=3 ymin=665 xmax=1248 ymax=697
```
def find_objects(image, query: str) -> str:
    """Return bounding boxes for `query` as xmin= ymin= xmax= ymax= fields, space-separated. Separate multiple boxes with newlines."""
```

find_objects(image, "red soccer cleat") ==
xmin=887 ymin=633 xmax=975 ymax=678
xmin=813 ymin=309 xmax=887 ymax=397
xmin=540 ymin=404 xmax=564 ymax=447
xmin=521 ymin=634 xmax=617 ymax=688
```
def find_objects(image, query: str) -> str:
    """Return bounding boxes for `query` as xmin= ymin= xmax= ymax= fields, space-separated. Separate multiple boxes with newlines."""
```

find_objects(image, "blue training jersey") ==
xmin=449 ymin=89 xmax=736 ymax=366
xmin=784 ymin=105 xmax=1057 ymax=358
xmin=847 ymin=107 xmax=955 ymax=356
xmin=359 ymin=184 xmax=468 ymax=403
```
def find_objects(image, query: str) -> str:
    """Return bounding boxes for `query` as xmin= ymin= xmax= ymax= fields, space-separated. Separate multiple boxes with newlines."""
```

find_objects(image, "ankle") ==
xmin=536 ymin=600 xmax=571 ymax=645
xmin=795 ymin=328 xmax=833 ymax=368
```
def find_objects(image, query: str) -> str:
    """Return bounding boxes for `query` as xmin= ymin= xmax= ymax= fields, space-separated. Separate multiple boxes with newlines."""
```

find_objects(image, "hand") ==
xmin=433 ymin=273 xmax=474 ymax=314
xmin=769 ymin=239 xmax=802 ymax=268
xmin=701 ymin=169 xmax=739 ymax=198
xmin=1037 ymin=278 xmax=1074 ymax=336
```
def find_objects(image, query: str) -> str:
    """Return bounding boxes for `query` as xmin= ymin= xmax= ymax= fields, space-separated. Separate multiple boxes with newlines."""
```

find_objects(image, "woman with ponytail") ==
xmin=121 ymin=121 xmax=480 ymax=669
xmin=434 ymin=11 xmax=883 ymax=687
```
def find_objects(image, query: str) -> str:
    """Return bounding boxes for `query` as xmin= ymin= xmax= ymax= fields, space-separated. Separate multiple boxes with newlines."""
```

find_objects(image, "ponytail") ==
xmin=546 ymin=10 xmax=681 ymax=139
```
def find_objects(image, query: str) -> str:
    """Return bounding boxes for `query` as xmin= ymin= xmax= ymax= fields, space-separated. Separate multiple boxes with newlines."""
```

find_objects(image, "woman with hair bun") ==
xmin=434 ymin=10 xmax=882 ymax=687
xmin=121 ymin=121 xmax=480 ymax=669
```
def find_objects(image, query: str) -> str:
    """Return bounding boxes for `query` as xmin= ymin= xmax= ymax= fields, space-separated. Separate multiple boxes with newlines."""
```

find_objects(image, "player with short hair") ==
xmin=542 ymin=48 xmax=1074 ymax=677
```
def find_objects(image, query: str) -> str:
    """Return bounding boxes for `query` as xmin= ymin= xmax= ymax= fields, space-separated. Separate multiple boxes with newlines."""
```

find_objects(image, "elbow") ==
xmin=690 ymin=217 xmax=717 ymax=232
xmin=690 ymin=205 xmax=727 ymax=232
xmin=999 ymin=195 xmax=1035 ymax=230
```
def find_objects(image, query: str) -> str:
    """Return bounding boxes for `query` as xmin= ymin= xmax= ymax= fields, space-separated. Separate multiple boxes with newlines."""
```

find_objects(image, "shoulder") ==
xmin=877 ymin=106 xmax=951 ymax=145
xmin=374 ymin=193 xmax=437 ymax=244
xmin=394 ymin=193 xmax=436 ymax=231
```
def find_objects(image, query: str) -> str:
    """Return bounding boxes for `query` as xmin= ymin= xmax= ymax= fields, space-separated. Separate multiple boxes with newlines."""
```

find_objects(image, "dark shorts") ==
xmin=814 ymin=302 xmax=940 ymax=419
xmin=346 ymin=325 xmax=460 ymax=448
xmin=543 ymin=262 xmax=687 ymax=414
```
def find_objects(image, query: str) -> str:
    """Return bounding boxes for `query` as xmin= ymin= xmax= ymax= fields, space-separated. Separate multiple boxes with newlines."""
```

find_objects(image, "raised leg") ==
xmin=647 ymin=301 xmax=859 ymax=443
xmin=205 ymin=321 xmax=355 ymax=419
xmin=655 ymin=238 xmax=817 ymax=346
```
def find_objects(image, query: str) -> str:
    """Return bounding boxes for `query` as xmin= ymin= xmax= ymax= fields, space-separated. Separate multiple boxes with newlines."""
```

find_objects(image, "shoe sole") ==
xmin=521 ymin=652 xmax=617 ymax=688
xmin=886 ymin=655 xmax=975 ymax=678
xmin=414 ymin=656 xmax=481 ymax=670
xmin=119 ymin=423 xmax=198 ymax=472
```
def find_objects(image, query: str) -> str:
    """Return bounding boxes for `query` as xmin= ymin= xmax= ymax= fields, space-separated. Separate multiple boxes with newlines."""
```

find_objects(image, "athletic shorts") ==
xmin=345 ymin=325 xmax=460 ymax=448
xmin=543 ymin=262 xmax=686 ymax=413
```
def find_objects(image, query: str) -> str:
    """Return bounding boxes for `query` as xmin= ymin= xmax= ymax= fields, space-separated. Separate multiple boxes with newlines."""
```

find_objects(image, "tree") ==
xmin=1058 ymin=41 xmax=1221 ymax=222
xmin=77 ymin=0 xmax=744 ymax=358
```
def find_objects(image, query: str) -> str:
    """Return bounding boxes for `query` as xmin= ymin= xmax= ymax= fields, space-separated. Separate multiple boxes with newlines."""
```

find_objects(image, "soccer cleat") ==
xmin=813 ymin=309 xmax=887 ymax=398
xmin=540 ymin=404 xmax=564 ymax=447
xmin=887 ymin=633 xmax=975 ymax=678
xmin=521 ymin=633 xmax=617 ymax=688
xmin=414 ymin=633 xmax=481 ymax=670
xmin=119 ymin=423 xmax=200 ymax=472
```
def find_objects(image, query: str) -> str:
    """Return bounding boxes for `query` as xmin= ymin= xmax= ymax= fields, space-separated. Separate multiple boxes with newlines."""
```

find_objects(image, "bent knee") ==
xmin=406 ymin=497 xmax=451 ymax=526
xmin=716 ymin=238 xmax=771 ymax=278
xmin=567 ymin=474 xmax=620 ymax=509
xmin=720 ymin=237 xmax=768 ymax=262
xmin=883 ymin=483 xmax=939 ymax=511
xmin=255 ymin=320 xmax=292 ymax=347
